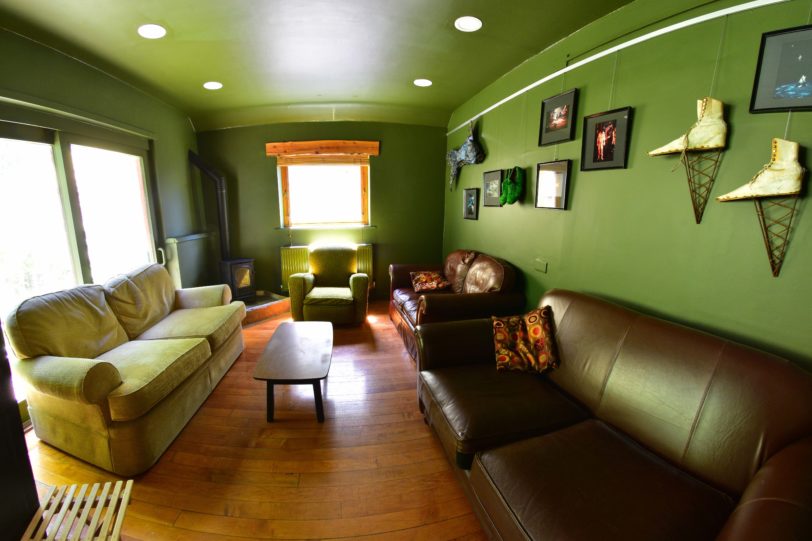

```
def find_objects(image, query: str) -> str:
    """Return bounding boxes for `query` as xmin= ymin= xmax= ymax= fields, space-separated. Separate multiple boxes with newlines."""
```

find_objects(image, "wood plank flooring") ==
xmin=26 ymin=300 xmax=486 ymax=540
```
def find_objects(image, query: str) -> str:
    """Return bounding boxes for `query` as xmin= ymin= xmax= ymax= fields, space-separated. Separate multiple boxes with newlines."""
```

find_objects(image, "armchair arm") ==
xmin=716 ymin=437 xmax=812 ymax=540
xmin=417 ymin=291 xmax=525 ymax=325
xmin=288 ymin=273 xmax=315 ymax=321
xmin=14 ymin=356 xmax=122 ymax=404
xmin=389 ymin=263 xmax=443 ymax=296
xmin=416 ymin=318 xmax=494 ymax=371
xmin=175 ymin=284 xmax=232 ymax=309
xmin=350 ymin=273 xmax=370 ymax=324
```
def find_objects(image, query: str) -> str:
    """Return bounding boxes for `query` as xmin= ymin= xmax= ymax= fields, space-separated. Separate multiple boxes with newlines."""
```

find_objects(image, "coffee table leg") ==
xmin=313 ymin=381 xmax=325 ymax=422
xmin=266 ymin=382 xmax=275 ymax=422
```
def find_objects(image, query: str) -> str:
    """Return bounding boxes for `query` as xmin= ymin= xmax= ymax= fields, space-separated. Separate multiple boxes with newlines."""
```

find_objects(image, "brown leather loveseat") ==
xmin=389 ymin=250 xmax=524 ymax=360
xmin=417 ymin=288 xmax=812 ymax=540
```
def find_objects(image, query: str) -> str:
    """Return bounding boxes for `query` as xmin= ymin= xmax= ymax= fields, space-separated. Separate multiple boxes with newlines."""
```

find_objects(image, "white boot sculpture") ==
xmin=649 ymin=97 xmax=727 ymax=156
xmin=717 ymin=138 xmax=804 ymax=201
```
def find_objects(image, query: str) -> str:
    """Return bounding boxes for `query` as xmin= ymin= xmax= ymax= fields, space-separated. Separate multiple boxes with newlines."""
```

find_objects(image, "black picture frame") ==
xmin=539 ymin=88 xmax=578 ymax=146
xmin=483 ymin=170 xmax=502 ymax=207
xmin=535 ymin=160 xmax=571 ymax=210
xmin=463 ymin=188 xmax=479 ymax=220
xmin=581 ymin=107 xmax=632 ymax=171
xmin=750 ymin=24 xmax=812 ymax=113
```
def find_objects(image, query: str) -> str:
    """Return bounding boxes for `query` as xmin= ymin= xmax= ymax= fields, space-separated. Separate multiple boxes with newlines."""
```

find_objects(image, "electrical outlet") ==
xmin=533 ymin=258 xmax=548 ymax=274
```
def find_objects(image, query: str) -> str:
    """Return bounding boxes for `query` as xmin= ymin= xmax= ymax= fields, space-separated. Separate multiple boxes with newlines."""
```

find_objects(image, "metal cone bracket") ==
xmin=754 ymin=195 xmax=800 ymax=277
xmin=682 ymin=150 xmax=723 ymax=224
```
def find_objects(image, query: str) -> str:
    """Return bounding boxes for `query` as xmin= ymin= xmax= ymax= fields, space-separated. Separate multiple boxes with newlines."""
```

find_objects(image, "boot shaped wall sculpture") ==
xmin=649 ymin=97 xmax=728 ymax=223
xmin=717 ymin=138 xmax=806 ymax=277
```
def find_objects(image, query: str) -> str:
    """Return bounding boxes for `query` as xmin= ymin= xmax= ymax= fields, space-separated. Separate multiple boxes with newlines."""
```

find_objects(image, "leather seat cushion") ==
xmin=420 ymin=364 xmax=588 ymax=466
xmin=471 ymin=419 xmax=734 ymax=541
xmin=392 ymin=288 xmax=453 ymax=327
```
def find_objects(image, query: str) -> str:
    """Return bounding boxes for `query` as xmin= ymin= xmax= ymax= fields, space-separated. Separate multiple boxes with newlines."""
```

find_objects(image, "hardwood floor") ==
xmin=26 ymin=300 xmax=486 ymax=540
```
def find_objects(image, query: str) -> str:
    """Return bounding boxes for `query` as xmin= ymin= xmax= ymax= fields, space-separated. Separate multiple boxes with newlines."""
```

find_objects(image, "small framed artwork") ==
xmin=535 ymin=160 xmax=571 ymax=210
xmin=539 ymin=88 xmax=578 ymax=146
xmin=463 ymin=188 xmax=479 ymax=220
xmin=581 ymin=107 xmax=633 ymax=171
xmin=750 ymin=24 xmax=812 ymax=113
xmin=483 ymin=170 xmax=502 ymax=207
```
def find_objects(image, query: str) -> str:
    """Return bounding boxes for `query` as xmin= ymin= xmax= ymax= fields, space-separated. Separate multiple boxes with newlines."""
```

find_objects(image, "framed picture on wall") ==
xmin=463 ymin=188 xmax=479 ymax=220
xmin=535 ymin=160 xmax=571 ymax=210
xmin=483 ymin=170 xmax=502 ymax=207
xmin=750 ymin=24 xmax=812 ymax=113
xmin=539 ymin=88 xmax=578 ymax=146
xmin=581 ymin=107 xmax=633 ymax=171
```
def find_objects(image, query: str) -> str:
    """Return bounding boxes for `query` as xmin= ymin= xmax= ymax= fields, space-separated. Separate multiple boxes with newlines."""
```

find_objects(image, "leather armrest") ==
xmin=389 ymin=263 xmax=443 ymax=296
xmin=175 ymin=284 xmax=232 ymax=308
xmin=14 ymin=356 xmax=122 ymax=404
xmin=288 ymin=273 xmax=315 ymax=320
xmin=417 ymin=291 xmax=525 ymax=325
xmin=416 ymin=318 xmax=494 ymax=371
xmin=716 ymin=437 xmax=812 ymax=540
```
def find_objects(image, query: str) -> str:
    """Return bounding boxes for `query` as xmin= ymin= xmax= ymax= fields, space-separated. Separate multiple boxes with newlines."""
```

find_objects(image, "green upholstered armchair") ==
xmin=288 ymin=245 xmax=369 ymax=325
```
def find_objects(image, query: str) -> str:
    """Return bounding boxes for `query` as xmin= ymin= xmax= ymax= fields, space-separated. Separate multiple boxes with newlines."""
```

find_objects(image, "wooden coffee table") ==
xmin=253 ymin=321 xmax=333 ymax=422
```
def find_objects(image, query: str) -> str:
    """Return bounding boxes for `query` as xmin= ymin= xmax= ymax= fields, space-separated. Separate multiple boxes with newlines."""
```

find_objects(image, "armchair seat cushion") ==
xmin=136 ymin=304 xmax=245 ymax=350
xmin=471 ymin=420 xmax=734 ymax=541
xmin=304 ymin=287 xmax=354 ymax=305
xmin=99 ymin=338 xmax=211 ymax=421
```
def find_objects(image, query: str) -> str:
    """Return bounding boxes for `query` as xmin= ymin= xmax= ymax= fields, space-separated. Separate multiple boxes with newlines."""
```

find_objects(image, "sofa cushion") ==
xmin=104 ymin=264 xmax=176 ymax=339
xmin=420 ymin=364 xmax=587 ymax=467
xmin=5 ymin=285 xmax=128 ymax=359
xmin=443 ymin=250 xmax=477 ymax=293
xmin=463 ymin=254 xmax=508 ymax=293
xmin=410 ymin=271 xmax=451 ymax=292
xmin=471 ymin=420 xmax=734 ymax=541
xmin=99 ymin=338 xmax=210 ymax=421
xmin=304 ymin=287 xmax=354 ymax=305
xmin=493 ymin=307 xmax=558 ymax=373
xmin=136 ymin=303 xmax=245 ymax=351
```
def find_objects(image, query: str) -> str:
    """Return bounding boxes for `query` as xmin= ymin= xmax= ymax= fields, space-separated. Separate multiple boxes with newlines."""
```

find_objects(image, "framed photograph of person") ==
xmin=539 ymin=88 xmax=578 ymax=146
xmin=463 ymin=188 xmax=479 ymax=220
xmin=535 ymin=160 xmax=571 ymax=210
xmin=750 ymin=24 xmax=812 ymax=113
xmin=580 ymin=107 xmax=633 ymax=171
xmin=483 ymin=170 xmax=502 ymax=207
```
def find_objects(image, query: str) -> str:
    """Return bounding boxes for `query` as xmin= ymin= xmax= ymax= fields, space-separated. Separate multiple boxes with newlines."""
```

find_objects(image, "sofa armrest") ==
xmin=289 ymin=273 xmax=315 ymax=321
xmin=417 ymin=291 xmax=525 ymax=325
xmin=389 ymin=263 xmax=443 ymax=296
xmin=14 ymin=356 xmax=122 ymax=404
xmin=175 ymin=284 xmax=232 ymax=309
xmin=716 ymin=437 xmax=812 ymax=540
xmin=416 ymin=318 xmax=495 ymax=371
xmin=350 ymin=273 xmax=370 ymax=323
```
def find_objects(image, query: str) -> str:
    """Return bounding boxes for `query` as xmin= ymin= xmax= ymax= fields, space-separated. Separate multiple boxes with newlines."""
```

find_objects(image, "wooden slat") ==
xmin=26 ymin=301 xmax=486 ymax=540
xmin=265 ymin=140 xmax=380 ymax=157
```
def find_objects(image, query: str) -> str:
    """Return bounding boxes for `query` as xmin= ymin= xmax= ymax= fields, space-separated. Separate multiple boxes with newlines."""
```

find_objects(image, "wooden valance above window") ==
xmin=265 ymin=140 xmax=380 ymax=165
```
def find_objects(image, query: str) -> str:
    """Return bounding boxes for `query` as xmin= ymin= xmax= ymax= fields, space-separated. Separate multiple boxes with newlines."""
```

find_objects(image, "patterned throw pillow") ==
xmin=410 ymin=271 xmax=452 ymax=292
xmin=492 ymin=306 xmax=559 ymax=373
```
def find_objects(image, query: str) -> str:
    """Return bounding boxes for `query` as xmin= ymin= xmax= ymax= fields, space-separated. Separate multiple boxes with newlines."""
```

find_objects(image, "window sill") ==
xmin=275 ymin=224 xmax=377 ymax=231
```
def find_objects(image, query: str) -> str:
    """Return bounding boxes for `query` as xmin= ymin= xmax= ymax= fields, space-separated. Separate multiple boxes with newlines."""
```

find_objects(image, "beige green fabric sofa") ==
xmin=4 ymin=264 xmax=246 ymax=476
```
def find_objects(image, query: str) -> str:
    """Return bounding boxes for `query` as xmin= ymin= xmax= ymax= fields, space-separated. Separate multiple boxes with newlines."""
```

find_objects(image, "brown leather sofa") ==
xmin=389 ymin=250 xmax=524 ymax=360
xmin=417 ymin=289 xmax=812 ymax=540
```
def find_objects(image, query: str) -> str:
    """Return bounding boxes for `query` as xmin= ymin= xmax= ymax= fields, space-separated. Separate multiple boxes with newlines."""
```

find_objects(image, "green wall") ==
xmin=444 ymin=0 xmax=812 ymax=367
xmin=0 ymin=29 xmax=200 ymax=240
xmin=196 ymin=122 xmax=446 ymax=299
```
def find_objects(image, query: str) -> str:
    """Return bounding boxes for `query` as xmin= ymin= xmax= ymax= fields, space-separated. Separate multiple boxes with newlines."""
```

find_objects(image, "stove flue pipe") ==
xmin=188 ymin=150 xmax=230 ymax=261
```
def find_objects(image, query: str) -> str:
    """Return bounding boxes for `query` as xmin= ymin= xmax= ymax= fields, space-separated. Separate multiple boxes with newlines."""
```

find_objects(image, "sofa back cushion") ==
xmin=104 ymin=264 xmax=176 ymax=339
xmin=542 ymin=288 xmax=812 ymax=496
xmin=4 ymin=285 xmax=128 ymax=359
xmin=463 ymin=254 xmax=514 ymax=294
xmin=309 ymin=246 xmax=357 ymax=287
xmin=444 ymin=250 xmax=477 ymax=293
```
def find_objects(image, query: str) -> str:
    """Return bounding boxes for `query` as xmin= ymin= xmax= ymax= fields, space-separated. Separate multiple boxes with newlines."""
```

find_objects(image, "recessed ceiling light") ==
xmin=454 ymin=16 xmax=483 ymax=32
xmin=413 ymin=78 xmax=433 ymax=87
xmin=137 ymin=24 xmax=167 ymax=39
xmin=203 ymin=81 xmax=223 ymax=90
